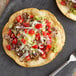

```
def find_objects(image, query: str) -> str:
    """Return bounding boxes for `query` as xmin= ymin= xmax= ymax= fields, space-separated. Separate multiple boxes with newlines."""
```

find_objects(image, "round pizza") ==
xmin=56 ymin=0 xmax=76 ymax=21
xmin=2 ymin=8 xmax=65 ymax=67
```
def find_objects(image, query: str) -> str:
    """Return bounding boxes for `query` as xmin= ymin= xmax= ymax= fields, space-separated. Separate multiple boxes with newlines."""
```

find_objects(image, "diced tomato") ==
xmin=45 ymin=48 xmax=49 ymax=52
xmin=40 ymin=45 xmax=44 ymax=50
xmin=12 ymin=38 xmax=17 ymax=44
xmin=35 ymin=24 xmax=42 ymax=29
xmin=42 ymin=31 xmax=47 ymax=36
xmin=17 ymin=33 xmax=20 ymax=36
xmin=46 ymin=44 xmax=52 ymax=49
xmin=26 ymin=55 xmax=31 ymax=61
xmin=41 ymin=53 xmax=46 ymax=59
xmin=21 ymin=39 xmax=26 ymax=44
xmin=6 ymin=45 xmax=11 ymax=50
xmin=45 ymin=20 xmax=51 ymax=28
xmin=47 ymin=22 xmax=51 ymax=27
xmin=24 ymin=29 xmax=28 ymax=33
xmin=32 ymin=45 xmax=38 ymax=49
xmin=19 ymin=18 xmax=24 ymax=23
xmin=11 ymin=34 xmax=15 ymax=38
xmin=16 ymin=15 xmax=21 ymax=22
xmin=28 ymin=29 xmax=35 ymax=35
xmin=61 ymin=1 xmax=66 ymax=6
xmin=30 ymin=15 xmax=34 ymax=18
xmin=74 ymin=5 xmax=76 ymax=8
xmin=48 ymin=28 xmax=51 ymax=32
xmin=45 ymin=20 xmax=50 ymax=24
xmin=8 ymin=29 xmax=12 ymax=35
xmin=35 ymin=33 xmax=40 ymax=41
xmin=23 ymin=22 xmax=30 ymax=27
xmin=47 ymin=33 xmax=52 ymax=38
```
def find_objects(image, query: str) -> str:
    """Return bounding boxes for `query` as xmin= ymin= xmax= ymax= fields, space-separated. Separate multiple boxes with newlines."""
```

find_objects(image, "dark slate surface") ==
xmin=0 ymin=0 xmax=76 ymax=76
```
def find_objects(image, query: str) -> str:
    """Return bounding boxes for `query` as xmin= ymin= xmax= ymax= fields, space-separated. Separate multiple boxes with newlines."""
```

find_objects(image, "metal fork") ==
xmin=49 ymin=52 xmax=76 ymax=76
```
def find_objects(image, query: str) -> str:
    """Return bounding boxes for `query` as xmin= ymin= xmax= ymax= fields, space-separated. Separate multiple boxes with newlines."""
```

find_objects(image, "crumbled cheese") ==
xmin=37 ymin=49 xmax=43 ymax=54
xmin=32 ymin=20 xmax=40 ymax=27
xmin=72 ymin=0 xmax=76 ymax=3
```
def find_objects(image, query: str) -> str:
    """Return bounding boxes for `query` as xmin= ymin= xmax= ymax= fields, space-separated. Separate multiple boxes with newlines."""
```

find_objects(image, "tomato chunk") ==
xmin=35 ymin=33 xmax=40 ymax=41
xmin=11 ymin=34 xmax=15 ymax=38
xmin=26 ymin=55 xmax=31 ymax=61
xmin=30 ymin=15 xmax=34 ymax=18
xmin=39 ymin=45 xmax=44 ymax=50
xmin=6 ymin=45 xmax=11 ymax=50
xmin=23 ymin=22 xmax=30 ymax=27
xmin=32 ymin=45 xmax=38 ymax=49
xmin=28 ymin=29 xmax=35 ymax=35
xmin=41 ymin=53 xmax=47 ymax=59
xmin=35 ymin=24 xmax=42 ymax=29
xmin=45 ymin=48 xmax=49 ymax=52
xmin=74 ymin=5 xmax=76 ymax=8
xmin=12 ymin=38 xmax=17 ymax=44
xmin=8 ymin=29 xmax=12 ymax=35
xmin=24 ymin=29 xmax=28 ymax=33
xmin=42 ymin=31 xmax=47 ymax=36
xmin=46 ymin=44 xmax=52 ymax=49
xmin=61 ymin=1 xmax=66 ymax=6
xmin=16 ymin=15 xmax=21 ymax=22
xmin=21 ymin=39 xmax=26 ymax=44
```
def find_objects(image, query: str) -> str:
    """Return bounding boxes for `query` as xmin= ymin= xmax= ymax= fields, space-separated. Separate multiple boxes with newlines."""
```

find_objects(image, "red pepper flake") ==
xmin=41 ymin=53 xmax=46 ymax=59
xmin=35 ymin=33 xmax=40 ymax=41
xmin=24 ymin=29 xmax=28 ymax=33
xmin=12 ymin=38 xmax=17 ymax=44
xmin=30 ymin=15 xmax=34 ymax=18
xmin=16 ymin=15 xmax=21 ymax=22
xmin=28 ymin=29 xmax=35 ymax=35
xmin=6 ymin=44 xmax=11 ymax=50
xmin=32 ymin=45 xmax=38 ymax=49
xmin=21 ymin=39 xmax=26 ymax=44
xmin=23 ymin=22 xmax=30 ymax=27
xmin=8 ymin=29 xmax=12 ymax=35
xmin=35 ymin=24 xmax=42 ymax=29
xmin=26 ymin=55 xmax=31 ymax=61
xmin=61 ymin=1 xmax=66 ymax=6
xmin=47 ymin=33 xmax=52 ymax=38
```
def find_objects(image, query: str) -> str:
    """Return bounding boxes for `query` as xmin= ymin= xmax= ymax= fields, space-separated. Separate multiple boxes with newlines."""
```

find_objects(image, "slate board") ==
xmin=0 ymin=0 xmax=76 ymax=76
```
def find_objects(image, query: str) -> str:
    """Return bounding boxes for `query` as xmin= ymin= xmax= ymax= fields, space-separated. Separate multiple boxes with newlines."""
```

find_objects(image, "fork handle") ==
xmin=49 ymin=60 xmax=70 ymax=76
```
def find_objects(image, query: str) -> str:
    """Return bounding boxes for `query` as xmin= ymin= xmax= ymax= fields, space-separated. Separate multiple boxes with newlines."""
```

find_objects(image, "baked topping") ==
xmin=61 ymin=0 xmax=76 ymax=14
xmin=4 ymin=12 xmax=58 ymax=62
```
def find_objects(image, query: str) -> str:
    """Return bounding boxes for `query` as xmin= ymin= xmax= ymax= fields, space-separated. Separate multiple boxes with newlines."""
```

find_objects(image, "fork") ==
xmin=49 ymin=52 xmax=76 ymax=76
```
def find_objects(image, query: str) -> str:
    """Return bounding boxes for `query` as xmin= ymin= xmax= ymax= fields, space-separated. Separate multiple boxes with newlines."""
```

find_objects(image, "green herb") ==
xmin=34 ymin=16 xmax=42 ymax=20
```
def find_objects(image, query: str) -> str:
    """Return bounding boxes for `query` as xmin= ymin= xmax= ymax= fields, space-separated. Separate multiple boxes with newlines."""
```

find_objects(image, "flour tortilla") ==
xmin=2 ymin=8 xmax=65 ymax=67
xmin=56 ymin=0 xmax=76 ymax=21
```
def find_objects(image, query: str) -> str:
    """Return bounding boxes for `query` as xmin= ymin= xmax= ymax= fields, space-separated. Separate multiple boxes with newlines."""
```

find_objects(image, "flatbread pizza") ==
xmin=56 ymin=0 xmax=76 ymax=21
xmin=2 ymin=8 xmax=65 ymax=67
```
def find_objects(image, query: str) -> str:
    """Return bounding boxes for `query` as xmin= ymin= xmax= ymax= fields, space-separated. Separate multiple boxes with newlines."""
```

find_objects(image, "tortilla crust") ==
xmin=2 ymin=8 xmax=65 ymax=67
xmin=56 ymin=0 xmax=76 ymax=21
